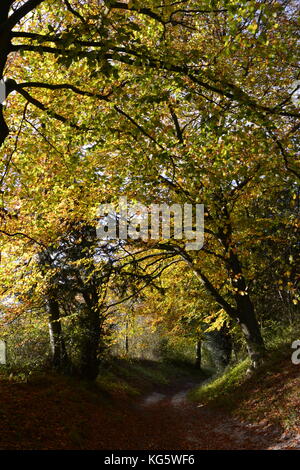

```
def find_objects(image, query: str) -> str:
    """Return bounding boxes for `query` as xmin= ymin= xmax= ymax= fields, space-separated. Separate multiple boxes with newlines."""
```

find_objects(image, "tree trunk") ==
xmin=195 ymin=337 xmax=201 ymax=369
xmin=0 ymin=2 xmax=13 ymax=146
xmin=77 ymin=306 xmax=100 ymax=381
xmin=186 ymin=252 xmax=265 ymax=368
xmin=47 ymin=296 xmax=69 ymax=371
xmin=125 ymin=319 xmax=129 ymax=355
xmin=224 ymin=223 xmax=266 ymax=367
xmin=69 ymin=225 xmax=102 ymax=380
xmin=235 ymin=293 xmax=265 ymax=368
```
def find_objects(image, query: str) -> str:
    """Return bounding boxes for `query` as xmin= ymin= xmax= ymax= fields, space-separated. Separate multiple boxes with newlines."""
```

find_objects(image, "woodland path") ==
xmin=121 ymin=379 xmax=300 ymax=450
xmin=0 ymin=374 xmax=299 ymax=450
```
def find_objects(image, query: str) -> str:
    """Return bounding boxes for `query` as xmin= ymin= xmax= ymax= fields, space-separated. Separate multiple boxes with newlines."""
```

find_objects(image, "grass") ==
xmin=96 ymin=369 xmax=140 ymax=396
xmin=189 ymin=358 xmax=251 ymax=405
xmin=189 ymin=326 xmax=300 ymax=432
xmin=97 ymin=357 xmax=205 ymax=397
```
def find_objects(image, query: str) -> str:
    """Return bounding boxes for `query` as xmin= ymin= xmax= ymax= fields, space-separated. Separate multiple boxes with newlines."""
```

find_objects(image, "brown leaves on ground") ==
xmin=229 ymin=354 xmax=300 ymax=448
xmin=0 ymin=354 xmax=299 ymax=450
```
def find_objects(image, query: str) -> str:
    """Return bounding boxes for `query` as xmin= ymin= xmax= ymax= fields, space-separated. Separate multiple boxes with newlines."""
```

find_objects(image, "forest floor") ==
xmin=0 ymin=350 xmax=299 ymax=450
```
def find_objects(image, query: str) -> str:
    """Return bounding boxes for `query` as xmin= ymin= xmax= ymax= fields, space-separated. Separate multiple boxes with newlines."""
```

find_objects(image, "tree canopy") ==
xmin=0 ymin=0 xmax=299 ymax=378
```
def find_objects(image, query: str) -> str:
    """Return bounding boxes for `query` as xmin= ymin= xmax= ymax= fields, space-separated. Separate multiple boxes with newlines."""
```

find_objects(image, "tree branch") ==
xmin=63 ymin=0 xmax=86 ymax=24
xmin=15 ymin=85 xmax=82 ymax=129
xmin=17 ymin=81 xmax=110 ymax=101
xmin=0 ymin=0 xmax=45 ymax=32
xmin=0 ymin=229 xmax=47 ymax=248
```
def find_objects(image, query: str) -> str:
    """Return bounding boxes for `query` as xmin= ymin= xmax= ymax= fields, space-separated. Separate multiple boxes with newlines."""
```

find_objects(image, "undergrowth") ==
xmin=189 ymin=324 xmax=300 ymax=431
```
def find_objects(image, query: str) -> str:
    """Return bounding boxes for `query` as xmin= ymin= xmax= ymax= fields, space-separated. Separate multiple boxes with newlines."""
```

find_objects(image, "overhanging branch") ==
xmin=0 ymin=0 xmax=45 ymax=32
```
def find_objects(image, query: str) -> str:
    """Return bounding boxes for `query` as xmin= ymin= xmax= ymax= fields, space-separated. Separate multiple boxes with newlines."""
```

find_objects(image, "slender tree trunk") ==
xmin=195 ymin=337 xmax=201 ymax=369
xmin=125 ymin=319 xmax=129 ymax=355
xmin=47 ymin=295 xmax=69 ymax=371
xmin=38 ymin=250 xmax=70 ymax=372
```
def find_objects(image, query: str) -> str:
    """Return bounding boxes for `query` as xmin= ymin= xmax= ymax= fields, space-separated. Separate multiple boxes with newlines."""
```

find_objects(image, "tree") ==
xmin=38 ymin=249 xmax=70 ymax=372
xmin=137 ymin=261 xmax=233 ymax=370
xmin=0 ymin=1 xmax=299 ymax=371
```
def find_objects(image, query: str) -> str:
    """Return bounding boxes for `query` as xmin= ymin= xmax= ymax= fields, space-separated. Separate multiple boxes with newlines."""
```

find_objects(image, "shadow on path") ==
xmin=120 ymin=379 xmax=300 ymax=450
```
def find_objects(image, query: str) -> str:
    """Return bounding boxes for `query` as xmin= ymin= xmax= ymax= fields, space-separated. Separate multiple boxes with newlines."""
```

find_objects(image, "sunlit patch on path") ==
xmin=142 ymin=392 xmax=166 ymax=406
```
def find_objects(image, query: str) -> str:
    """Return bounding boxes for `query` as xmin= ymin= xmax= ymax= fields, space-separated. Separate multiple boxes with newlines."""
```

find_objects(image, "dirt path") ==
xmin=0 ymin=373 xmax=299 ymax=450
xmin=120 ymin=380 xmax=300 ymax=450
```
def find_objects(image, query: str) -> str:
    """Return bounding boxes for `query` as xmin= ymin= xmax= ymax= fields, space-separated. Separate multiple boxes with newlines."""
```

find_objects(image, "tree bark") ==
xmin=47 ymin=295 xmax=69 ymax=371
xmin=183 ymin=256 xmax=265 ymax=366
xmin=228 ymin=249 xmax=266 ymax=367
xmin=77 ymin=306 xmax=100 ymax=381
xmin=0 ymin=2 xmax=12 ymax=146
xmin=220 ymin=207 xmax=266 ymax=367
xmin=235 ymin=294 xmax=265 ymax=367
xmin=0 ymin=0 xmax=46 ymax=146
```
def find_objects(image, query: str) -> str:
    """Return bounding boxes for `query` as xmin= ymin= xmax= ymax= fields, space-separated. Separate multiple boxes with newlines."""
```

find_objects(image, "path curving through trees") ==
xmin=128 ymin=380 xmax=300 ymax=450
